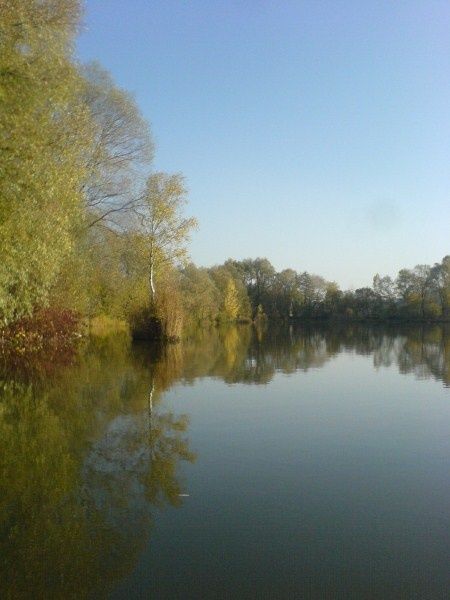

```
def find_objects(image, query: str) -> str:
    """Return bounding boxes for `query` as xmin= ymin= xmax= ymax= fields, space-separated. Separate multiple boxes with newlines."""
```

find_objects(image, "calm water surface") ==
xmin=1 ymin=324 xmax=449 ymax=599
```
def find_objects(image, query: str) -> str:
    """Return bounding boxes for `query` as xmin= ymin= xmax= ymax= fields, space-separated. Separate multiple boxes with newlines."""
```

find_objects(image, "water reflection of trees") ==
xmin=166 ymin=323 xmax=450 ymax=387
xmin=0 ymin=334 xmax=195 ymax=599
xmin=1 ymin=323 xmax=448 ymax=597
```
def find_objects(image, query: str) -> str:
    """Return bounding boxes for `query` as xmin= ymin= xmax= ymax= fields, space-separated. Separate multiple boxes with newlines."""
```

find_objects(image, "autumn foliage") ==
xmin=0 ymin=309 xmax=81 ymax=373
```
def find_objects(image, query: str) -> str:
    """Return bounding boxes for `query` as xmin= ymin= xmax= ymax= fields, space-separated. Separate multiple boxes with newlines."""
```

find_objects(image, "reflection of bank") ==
xmin=0 ymin=336 xmax=196 ymax=599
xmin=150 ymin=323 xmax=450 ymax=387
xmin=246 ymin=323 xmax=450 ymax=387
xmin=392 ymin=324 xmax=450 ymax=386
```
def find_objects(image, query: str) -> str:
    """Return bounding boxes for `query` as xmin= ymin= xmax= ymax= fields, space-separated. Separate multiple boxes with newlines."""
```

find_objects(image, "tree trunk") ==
xmin=149 ymin=243 xmax=156 ymax=303
xmin=150 ymin=264 xmax=156 ymax=303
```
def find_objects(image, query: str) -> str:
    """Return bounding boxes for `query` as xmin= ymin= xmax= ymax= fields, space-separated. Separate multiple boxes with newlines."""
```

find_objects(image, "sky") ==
xmin=76 ymin=1 xmax=450 ymax=289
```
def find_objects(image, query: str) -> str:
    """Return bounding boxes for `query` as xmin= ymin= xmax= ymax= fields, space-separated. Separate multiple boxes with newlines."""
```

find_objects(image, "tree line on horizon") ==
xmin=180 ymin=255 xmax=450 ymax=324
xmin=1 ymin=1 xmax=449 ymax=354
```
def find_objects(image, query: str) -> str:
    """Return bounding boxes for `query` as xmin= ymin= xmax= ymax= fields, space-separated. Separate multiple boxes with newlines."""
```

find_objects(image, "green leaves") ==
xmin=0 ymin=0 xmax=92 ymax=324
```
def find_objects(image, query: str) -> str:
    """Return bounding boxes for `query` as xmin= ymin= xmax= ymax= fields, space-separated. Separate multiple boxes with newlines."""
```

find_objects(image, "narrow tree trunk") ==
xmin=439 ymin=289 xmax=449 ymax=319
xmin=149 ymin=243 xmax=156 ymax=303
xmin=148 ymin=380 xmax=154 ymax=428
xmin=150 ymin=263 xmax=156 ymax=302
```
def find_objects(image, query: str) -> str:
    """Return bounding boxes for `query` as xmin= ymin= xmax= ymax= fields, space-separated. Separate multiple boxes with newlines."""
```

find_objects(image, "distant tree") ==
xmin=220 ymin=261 xmax=252 ymax=318
xmin=231 ymin=258 xmax=275 ymax=315
xmin=372 ymin=274 xmax=397 ymax=318
xmin=324 ymin=282 xmax=341 ymax=317
xmin=429 ymin=256 xmax=450 ymax=318
xmin=373 ymin=274 xmax=396 ymax=302
xmin=222 ymin=278 xmax=240 ymax=321
xmin=396 ymin=265 xmax=432 ymax=318
xmin=297 ymin=272 xmax=327 ymax=316
xmin=209 ymin=264 xmax=250 ymax=322
xmin=354 ymin=287 xmax=379 ymax=319
xmin=273 ymin=269 xmax=299 ymax=318
xmin=180 ymin=264 xmax=220 ymax=324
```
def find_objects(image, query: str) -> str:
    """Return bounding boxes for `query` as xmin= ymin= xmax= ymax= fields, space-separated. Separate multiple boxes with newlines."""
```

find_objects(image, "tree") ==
xmin=222 ymin=278 xmax=240 ymax=321
xmin=209 ymin=263 xmax=251 ymax=322
xmin=180 ymin=264 xmax=220 ymax=324
xmin=0 ymin=0 xmax=93 ymax=324
xmin=429 ymin=256 xmax=450 ymax=318
xmin=297 ymin=272 xmax=327 ymax=316
xmin=272 ymin=269 xmax=299 ymax=318
xmin=354 ymin=287 xmax=379 ymax=319
xmin=81 ymin=62 xmax=153 ymax=229
xmin=373 ymin=274 xmax=396 ymax=302
xmin=324 ymin=282 xmax=341 ymax=317
xmin=372 ymin=274 xmax=397 ymax=318
xmin=231 ymin=258 xmax=275 ymax=315
xmin=396 ymin=265 xmax=432 ymax=318
xmin=135 ymin=173 xmax=198 ymax=304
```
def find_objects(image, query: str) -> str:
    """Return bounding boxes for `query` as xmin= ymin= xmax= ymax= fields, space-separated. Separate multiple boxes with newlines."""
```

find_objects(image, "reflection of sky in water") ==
xmin=139 ymin=347 xmax=449 ymax=599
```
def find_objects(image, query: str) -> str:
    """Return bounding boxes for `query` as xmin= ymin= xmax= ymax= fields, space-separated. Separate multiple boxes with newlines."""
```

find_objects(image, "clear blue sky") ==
xmin=77 ymin=1 xmax=450 ymax=289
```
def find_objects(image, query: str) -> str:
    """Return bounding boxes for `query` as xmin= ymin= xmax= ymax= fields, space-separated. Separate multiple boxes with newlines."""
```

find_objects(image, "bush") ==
xmin=0 ymin=308 xmax=82 ymax=373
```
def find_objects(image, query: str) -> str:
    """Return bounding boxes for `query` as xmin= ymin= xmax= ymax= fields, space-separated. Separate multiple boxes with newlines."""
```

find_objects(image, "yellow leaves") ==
xmin=223 ymin=278 xmax=240 ymax=321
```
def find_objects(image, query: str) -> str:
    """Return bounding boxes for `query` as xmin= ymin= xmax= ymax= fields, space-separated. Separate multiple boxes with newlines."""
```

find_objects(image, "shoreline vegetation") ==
xmin=1 ymin=2 xmax=449 ymax=363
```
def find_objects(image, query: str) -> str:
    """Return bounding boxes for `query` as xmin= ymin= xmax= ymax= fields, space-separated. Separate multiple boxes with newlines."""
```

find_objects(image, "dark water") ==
xmin=1 ymin=324 xmax=449 ymax=599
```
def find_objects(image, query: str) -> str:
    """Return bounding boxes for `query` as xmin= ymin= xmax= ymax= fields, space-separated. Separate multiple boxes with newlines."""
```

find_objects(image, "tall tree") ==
xmin=273 ymin=269 xmax=299 ymax=318
xmin=81 ymin=62 xmax=153 ymax=228
xmin=297 ymin=272 xmax=327 ymax=316
xmin=373 ymin=274 xmax=396 ymax=302
xmin=396 ymin=265 xmax=432 ymax=318
xmin=0 ymin=0 xmax=92 ymax=324
xmin=222 ymin=278 xmax=240 ymax=321
xmin=231 ymin=258 xmax=275 ymax=314
xmin=180 ymin=264 xmax=220 ymax=323
xmin=429 ymin=256 xmax=450 ymax=318
xmin=135 ymin=173 xmax=197 ymax=303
